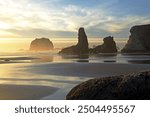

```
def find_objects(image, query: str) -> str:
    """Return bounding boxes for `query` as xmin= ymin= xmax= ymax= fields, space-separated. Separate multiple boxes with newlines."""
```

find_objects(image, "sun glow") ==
xmin=0 ymin=22 xmax=10 ymax=29
xmin=0 ymin=38 xmax=32 ymax=52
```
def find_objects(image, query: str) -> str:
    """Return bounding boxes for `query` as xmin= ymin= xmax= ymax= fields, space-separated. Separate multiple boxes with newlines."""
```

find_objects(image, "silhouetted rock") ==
xmin=30 ymin=38 xmax=54 ymax=51
xmin=4 ymin=59 xmax=10 ymax=62
xmin=90 ymin=36 xmax=117 ymax=53
xmin=122 ymin=24 xmax=150 ymax=53
xmin=66 ymin=71 xmax=150 ymax=100
xmin=59 ymin=28 xmax=89 ymax=55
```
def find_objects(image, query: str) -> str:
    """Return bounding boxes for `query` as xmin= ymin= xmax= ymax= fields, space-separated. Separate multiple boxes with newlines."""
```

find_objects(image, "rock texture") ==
xmin=122 ymin=24 xmax=150 ymax=53
xmin=30 ymin=38 xmax=54 ymax=51
xmin=90 ymin=36 xmax=117 ymax=53
xmin=66 ymin=71 xmax=150 ymax=100
xmin=59 ymin=28 xmax=89 ymax=55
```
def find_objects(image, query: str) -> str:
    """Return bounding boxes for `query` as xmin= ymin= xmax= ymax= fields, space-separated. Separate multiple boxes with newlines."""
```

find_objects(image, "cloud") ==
xmin=0 ymin=0 xmax=149 ymax=38
xmin=7 ymin=28 xmax=76 ymax=38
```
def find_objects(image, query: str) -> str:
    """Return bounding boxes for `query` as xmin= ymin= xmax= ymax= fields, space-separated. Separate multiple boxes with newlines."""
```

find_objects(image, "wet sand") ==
xmin=0 ymin=84 xmax=58 ymax=100
xmin=27 ymin=63 xmax=150 ymax=78
xmin=0 ymin=63 xmax=150 ymax=100
xmin=0 ymin=57 xmax=37 ymax=64
xmin=0 ymin=55 xmax=150 ymax=100
xmin=26 ymin=63 xmax=150 ymax=100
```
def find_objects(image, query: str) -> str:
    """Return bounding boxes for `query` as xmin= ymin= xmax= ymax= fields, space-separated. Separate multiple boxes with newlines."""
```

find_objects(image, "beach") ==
xmin=0 ymin=84 xmax=58 ymax=100
xmin=0 ymin=52 xmax=150 ymax=100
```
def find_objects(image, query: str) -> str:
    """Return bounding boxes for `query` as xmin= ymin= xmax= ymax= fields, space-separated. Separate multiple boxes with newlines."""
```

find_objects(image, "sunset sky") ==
xmin=0 ymin=0 xmax=150 ymax=39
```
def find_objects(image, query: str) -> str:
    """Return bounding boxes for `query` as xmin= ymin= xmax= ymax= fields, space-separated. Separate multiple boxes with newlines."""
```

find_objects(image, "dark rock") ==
xmin=90 ymin=36 xmax=117 ymax=53
xmin=66 ymin=71 xmax=150 ymax=100
xmin=121 ymin=24 xmax=150 ymax=53
xmin=59 ymin=28 xmax=89 ymax=55
xmin=30 ymin=38 xmax=54 ymax=51
xmin=103 ymin=60 xmax=116 ymax=63
xmin=4 ymin=59 xmax=10 ymax=62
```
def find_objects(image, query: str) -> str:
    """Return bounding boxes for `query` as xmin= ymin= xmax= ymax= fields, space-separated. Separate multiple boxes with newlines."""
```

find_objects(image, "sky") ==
xmin=0 ymin=0 xmax=150 ymax=39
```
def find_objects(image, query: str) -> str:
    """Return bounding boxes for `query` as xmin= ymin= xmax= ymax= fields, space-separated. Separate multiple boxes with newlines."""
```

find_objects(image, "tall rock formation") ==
xmin=30 ymin=38 xmax=54 ymax=51
xmin=121 ymin=24 xmax=150 ymax=53
xmin=90 ymin=36 xmax=117 ymax=53
xmin=59 ymin=27 xmax=89 ymax=55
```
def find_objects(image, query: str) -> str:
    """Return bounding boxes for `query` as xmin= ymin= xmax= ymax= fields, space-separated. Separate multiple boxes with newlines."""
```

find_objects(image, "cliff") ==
xmin=122 ymin=24 xmax=150 ymax=53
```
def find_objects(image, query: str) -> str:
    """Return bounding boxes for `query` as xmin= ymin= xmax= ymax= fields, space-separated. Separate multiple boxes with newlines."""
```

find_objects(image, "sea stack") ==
xmin=59 ymin=27 xmax=89 ymax=55
xmin=121 ymin=24 xmax=150 ymax=53
xmin=90 ymin=36 xmax=117 ymax=53
xmin=30 ymin=37 xmax=54 ymax=51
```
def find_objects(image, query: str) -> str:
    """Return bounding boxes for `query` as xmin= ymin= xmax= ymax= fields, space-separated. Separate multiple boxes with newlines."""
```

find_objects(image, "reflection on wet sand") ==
xmin=0 ymin=57 xmax=36 ymax=64
xmin=96 ymin=53 xmax=117 ymax=57
xmin=121 ymin=53 xmax=150 ymax=56
xmin=103 ymin=60 xmax=116 ymax=63
xmin=128 ymin=60 xmax=150 ymax=64
xmin=121 ymin=53 xmax=150 ymax=64
xmin=76 ymin=59 xmax=89 ymax=63
xmin=60 ymin=54 xmax=89 ymax=63
xmin=60 ymin=54 xmax=89 ymax=59
xmin=31 ymin=56 xmax=53 ymax=63
xmin=1 ymin=53 xmax=150 ymax=64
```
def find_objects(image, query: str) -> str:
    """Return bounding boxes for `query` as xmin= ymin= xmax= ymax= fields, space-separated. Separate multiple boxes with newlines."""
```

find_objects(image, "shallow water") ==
xmin=0 ymin=49 xmax=150 ymax=99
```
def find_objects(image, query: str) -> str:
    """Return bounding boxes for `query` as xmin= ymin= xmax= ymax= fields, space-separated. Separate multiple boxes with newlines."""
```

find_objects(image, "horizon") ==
xmin=0 ymin=37 xmax=127 ymax=52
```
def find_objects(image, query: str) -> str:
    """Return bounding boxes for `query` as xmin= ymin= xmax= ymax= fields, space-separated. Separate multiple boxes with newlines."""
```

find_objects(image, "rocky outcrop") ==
xmin=90 ymin=36 xmax=117 ymax=53
xmin=121 ymin=24 xmax=150 ymax=53
xmin=66 ymin=71 xmax=150 ymax=100
xmin=59 ymin=28 xmax=89 ymax=55
xmin=30 ymin=38 xmax=54 ymax=51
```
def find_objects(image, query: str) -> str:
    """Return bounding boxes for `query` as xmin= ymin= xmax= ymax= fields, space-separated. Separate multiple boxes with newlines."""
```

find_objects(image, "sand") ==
xmin=1 ymin=62 xmax=150 ymax=100
xmin=28 ymin=63 xmax=150 ymax=78
xmin=26 ymin=63 xmax=150 ymax=100
xmin=0 ymin=84 xmax=58 ymax=100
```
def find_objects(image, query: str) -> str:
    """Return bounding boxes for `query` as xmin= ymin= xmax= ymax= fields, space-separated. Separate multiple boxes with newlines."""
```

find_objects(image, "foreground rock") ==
xmin=122 ymin=24 xmax=150 ymax=53
xmin=59 ymin=28 xmax=89 ymax=55
xmin=66 ymin=71 xmax=150 ymax=100
xmin=90 ymin=36 xmax=117 ymax=53
xmin=30 ymin=38 xmax=54 ymax=51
